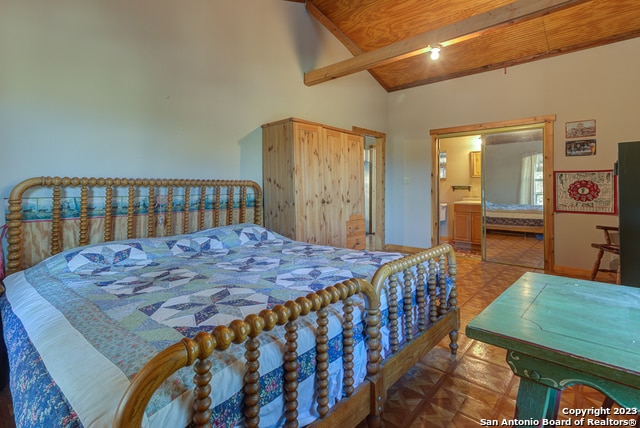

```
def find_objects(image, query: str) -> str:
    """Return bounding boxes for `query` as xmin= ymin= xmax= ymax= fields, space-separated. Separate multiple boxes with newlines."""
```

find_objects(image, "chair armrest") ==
xmin=595 ymin=225 xmax=619 ymax=245
xmin=596 ymin=225 xmax=619 ymax=231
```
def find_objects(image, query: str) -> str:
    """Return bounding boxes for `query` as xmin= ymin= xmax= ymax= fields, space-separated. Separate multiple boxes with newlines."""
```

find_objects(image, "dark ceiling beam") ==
xmin=304 ymin=0 xmax=590 ymax=86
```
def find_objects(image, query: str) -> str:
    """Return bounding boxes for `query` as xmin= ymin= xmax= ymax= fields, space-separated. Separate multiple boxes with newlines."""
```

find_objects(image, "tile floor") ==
xmin=484 ymin=230 xmax=544 ymax=269
xmin=0 ymin=238 xmax=632 ymax=427
xmin=374 ymin=253 xmax=535 ymax=427
xmin=376 ymin=248 xmax=633 ymax=427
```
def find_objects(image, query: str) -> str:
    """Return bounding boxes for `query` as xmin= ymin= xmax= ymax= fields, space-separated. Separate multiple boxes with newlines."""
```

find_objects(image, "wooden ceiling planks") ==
xmin=544 ymin=0 xmax=640 ymax=50
xmin=303 ymin=0 xmax=591 ymax=88
xmin=309 ymin=0 xmax=514 ymax=51
xmin=296 ymin=0 xmax=640 ymax=92
xmin=372 ymin=19 xmax=551 ymax=91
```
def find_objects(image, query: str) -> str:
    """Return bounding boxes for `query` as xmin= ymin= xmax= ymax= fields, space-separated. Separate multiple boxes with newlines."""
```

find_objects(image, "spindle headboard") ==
xmin=4 ymin=177 xmax=262 ymax=275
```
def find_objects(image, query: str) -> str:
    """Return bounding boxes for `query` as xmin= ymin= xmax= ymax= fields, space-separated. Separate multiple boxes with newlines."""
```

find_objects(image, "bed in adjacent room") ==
xmin=484 ymin=201 xmax=544 ymax=235
xmin=0 ymin=176 xmax=459 ymax=428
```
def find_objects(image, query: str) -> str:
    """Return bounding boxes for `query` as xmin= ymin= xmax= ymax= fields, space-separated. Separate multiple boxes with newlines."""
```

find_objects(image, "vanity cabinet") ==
xmin=454 ymin=202 xmax=482 ymax=247
xmin=262 ymin=118 xmax=365 ymax=249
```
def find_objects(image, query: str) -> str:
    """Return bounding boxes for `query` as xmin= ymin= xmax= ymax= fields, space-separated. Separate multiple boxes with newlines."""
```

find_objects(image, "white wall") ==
xmin=386 ymin=37 xmax=640 ymax=271
xmin=0 ymin=0 xmax=388 ymax=219
xmin=484 ymin=140 xmax=542 ymax=205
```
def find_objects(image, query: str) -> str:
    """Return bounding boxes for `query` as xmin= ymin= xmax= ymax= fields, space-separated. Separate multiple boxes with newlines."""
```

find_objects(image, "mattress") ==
xmin=1 ymin=223 xmax=444 ymax=428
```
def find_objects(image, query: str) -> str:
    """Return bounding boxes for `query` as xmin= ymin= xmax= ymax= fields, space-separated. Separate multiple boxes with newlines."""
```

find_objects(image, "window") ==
xmin=519 ymin=152 xmax=544 ymax=206
xmin=439 ymin=151 xmax=447 ymax=179
xmin=533 ymin=153 xmax=544 ymax=206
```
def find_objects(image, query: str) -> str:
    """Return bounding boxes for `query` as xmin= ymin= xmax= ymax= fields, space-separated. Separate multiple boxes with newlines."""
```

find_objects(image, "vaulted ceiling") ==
xmin=290 ymin=0 xmax=640 ymax=92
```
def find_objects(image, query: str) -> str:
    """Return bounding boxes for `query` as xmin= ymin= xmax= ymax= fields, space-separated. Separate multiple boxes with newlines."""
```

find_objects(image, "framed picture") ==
xmin=554 ymin=170 xmax=617 ymax=214
xmin=565 ymin=119 xmax=596 ymax=139
xmin=470 ymin=151 xmax=481 ymax=177
xmin=565 ymin=139 xmax=596 ymax=156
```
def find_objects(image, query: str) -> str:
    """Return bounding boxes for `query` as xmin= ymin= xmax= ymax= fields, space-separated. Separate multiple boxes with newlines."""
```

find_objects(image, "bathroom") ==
xmin=437 ymin=129 xmax=545 ymax=268
xmin=437 ymin=135 xmax=482 ymax=244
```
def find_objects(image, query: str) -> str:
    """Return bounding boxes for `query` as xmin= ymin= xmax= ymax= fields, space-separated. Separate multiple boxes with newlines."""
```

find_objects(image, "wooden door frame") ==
xmin=429 ymin=115 xmax=555 ymax=272
xmin=353 ymin=126 xmax=386 ymax=250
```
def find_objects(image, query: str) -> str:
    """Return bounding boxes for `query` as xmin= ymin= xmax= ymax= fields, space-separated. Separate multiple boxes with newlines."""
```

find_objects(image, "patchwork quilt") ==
xmin=2 ymin=224 xmax=424 ymax=428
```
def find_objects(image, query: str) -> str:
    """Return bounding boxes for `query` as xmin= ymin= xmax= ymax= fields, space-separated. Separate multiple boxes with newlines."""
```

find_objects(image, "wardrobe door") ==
xmin=293 ymin=121 xmax=325 ymax=244
xmin=323 ymin=129 xmax=365 ymax=248
xmin=323 ymin=128 xmax=345 ymax=247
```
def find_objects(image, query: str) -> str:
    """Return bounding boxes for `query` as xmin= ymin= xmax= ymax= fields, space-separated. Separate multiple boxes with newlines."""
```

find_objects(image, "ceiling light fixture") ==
xmin=429 ymin=44 xmax=441 ymax=60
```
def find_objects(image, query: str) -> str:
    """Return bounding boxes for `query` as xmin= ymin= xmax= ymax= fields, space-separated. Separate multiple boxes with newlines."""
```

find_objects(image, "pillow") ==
xmin=185 ymin=224 xmax=287 ymax=248
xmin=164 ymin=236 xmax=227 ymax=257
xmin=65 ymin=242 xmax=150 ymax=273
xmin=235 ymin=225 xmax=285 ymax=247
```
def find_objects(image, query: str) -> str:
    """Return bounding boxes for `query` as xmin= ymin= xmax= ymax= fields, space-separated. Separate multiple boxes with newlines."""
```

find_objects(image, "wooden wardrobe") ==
xmin=262 ymin=117 xmax=366 ymax=249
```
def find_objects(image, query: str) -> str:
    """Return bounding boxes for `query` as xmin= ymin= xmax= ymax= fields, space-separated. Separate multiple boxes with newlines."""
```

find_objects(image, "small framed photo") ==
xmin=566 ymin=139 xmax=596 ymax=156
xmin=565 ymin=119 xmax=596 ymax=138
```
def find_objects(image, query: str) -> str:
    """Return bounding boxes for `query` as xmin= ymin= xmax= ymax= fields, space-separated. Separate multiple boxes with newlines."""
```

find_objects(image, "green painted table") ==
xmin=466 ymin=272 xmax=640 ymax=422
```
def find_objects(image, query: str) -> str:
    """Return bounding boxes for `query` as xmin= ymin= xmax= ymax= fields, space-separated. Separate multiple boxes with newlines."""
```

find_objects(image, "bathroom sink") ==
xmin=455 ymin=197 xmax=481 ymax=204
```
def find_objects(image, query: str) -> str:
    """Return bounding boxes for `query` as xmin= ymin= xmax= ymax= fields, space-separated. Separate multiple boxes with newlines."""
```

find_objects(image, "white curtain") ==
xmin=518 ymin=153 xmax=538 ymax=205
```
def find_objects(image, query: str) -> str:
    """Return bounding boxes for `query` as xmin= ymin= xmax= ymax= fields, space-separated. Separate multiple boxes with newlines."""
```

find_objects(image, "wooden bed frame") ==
xmin=2 ymin=176 xmax=459 ymax=428
xmin=485 ymin=224 xmax=544 ymax=235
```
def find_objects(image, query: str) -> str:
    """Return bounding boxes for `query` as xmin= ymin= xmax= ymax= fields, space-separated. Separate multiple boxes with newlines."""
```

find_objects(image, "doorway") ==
xmin=430 ymin=116 xmax=555 ymax=272
xmin=482 ymin=128 xmax=544 ymax=268
xmin=364 ymin=140 xmax=376 ymax=235
xmin=353 ymin=126 xmax=386 ymax=251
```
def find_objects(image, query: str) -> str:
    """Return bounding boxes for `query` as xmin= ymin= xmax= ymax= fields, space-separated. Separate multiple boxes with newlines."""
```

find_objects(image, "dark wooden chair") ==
xmin=590 ymin=225 xmax=620 ymax=284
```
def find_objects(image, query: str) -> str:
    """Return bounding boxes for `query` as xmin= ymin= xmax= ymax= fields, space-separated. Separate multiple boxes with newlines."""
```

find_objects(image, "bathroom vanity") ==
xmin=453 ymin=200 xmax=482 ymax=248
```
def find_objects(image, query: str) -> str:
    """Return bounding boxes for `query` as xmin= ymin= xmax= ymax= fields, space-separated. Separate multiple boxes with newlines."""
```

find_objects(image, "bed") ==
xmin=0 ymin=176 xmax=459 ymax=428
xmin=484 ymin=201 xmax=544 ymax=235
